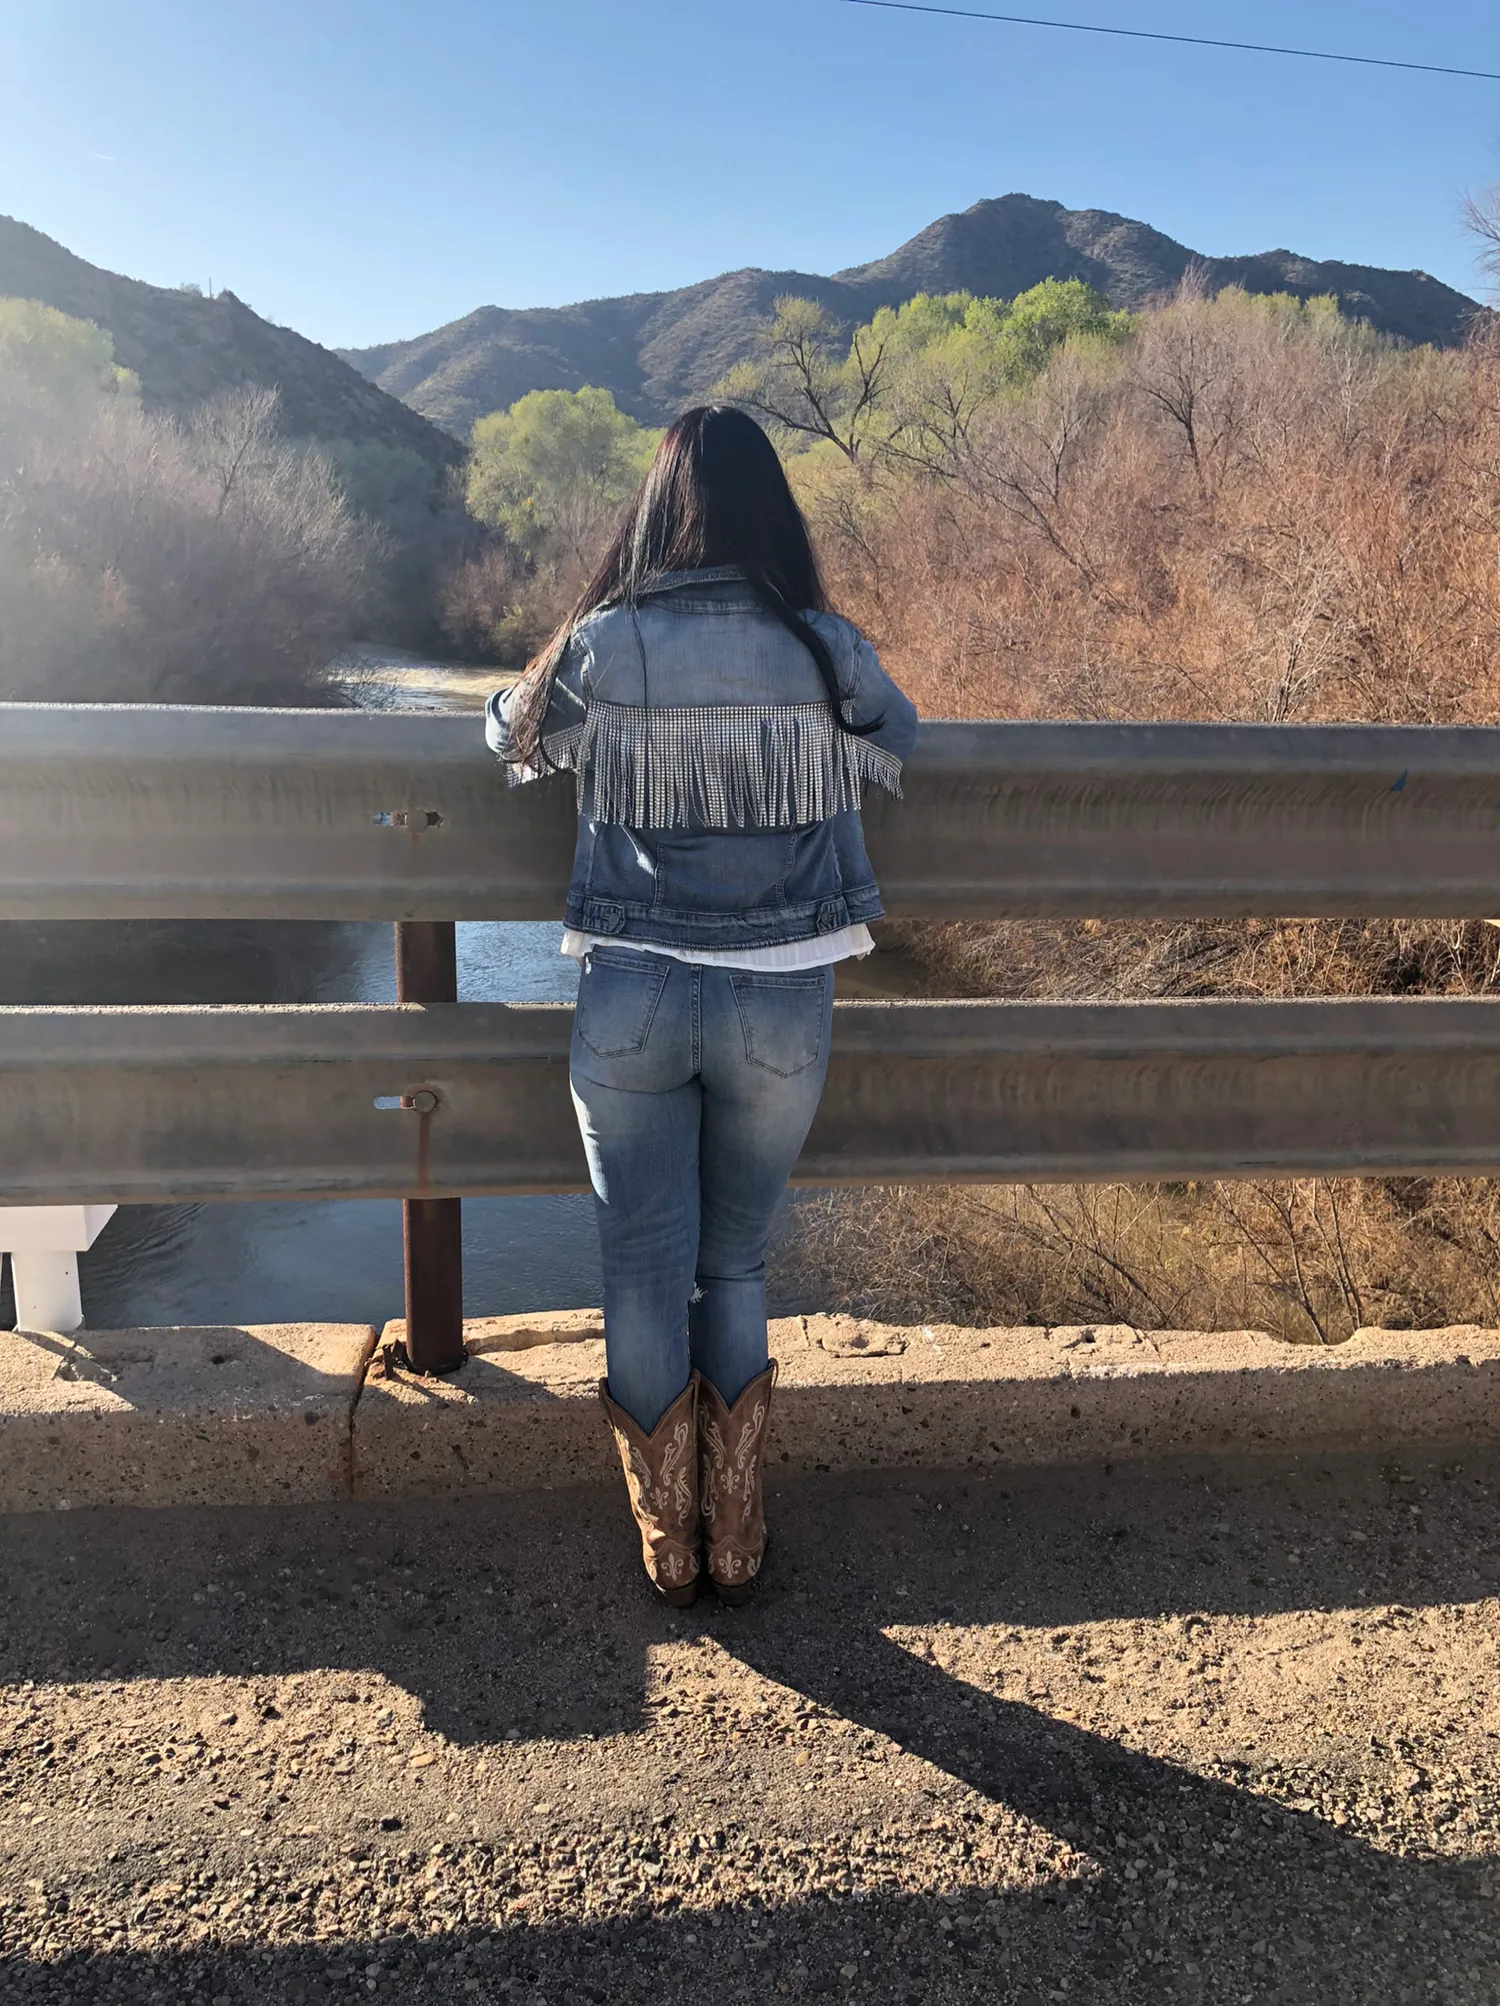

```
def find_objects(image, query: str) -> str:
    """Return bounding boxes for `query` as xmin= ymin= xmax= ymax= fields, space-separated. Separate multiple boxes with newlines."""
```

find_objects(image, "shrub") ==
xmin=0 ymin=304 xmax=383 ymax=704
xmin=775 ymin=1173 xmax=1500 ymax=1345
xmin=0 ymin=297 xmax=139 ymax=432
xmin=437 ymin=538 xmax=571 ymax=667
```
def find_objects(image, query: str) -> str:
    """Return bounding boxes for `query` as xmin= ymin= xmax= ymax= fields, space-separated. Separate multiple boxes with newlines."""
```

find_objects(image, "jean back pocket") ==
xmin=729 ymin=970 xmax=830 ymax=1077
xmin=576 ymin=950 xmax=671 ymax=1058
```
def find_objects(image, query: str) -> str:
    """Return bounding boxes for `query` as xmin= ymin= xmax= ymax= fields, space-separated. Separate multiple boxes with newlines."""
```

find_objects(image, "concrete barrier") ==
xmin=0 ymin=1322 xmax=375 ymax=1512
xmin=3 ymin=1311 xmax=1499 ymax=1514
xmin=349 ymin=1315 xmax=1500 ymax=1500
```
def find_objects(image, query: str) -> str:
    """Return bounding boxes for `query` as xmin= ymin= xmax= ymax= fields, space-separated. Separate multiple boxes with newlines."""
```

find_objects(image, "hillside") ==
xmin=0 ymin=215 xmax=461 ymax=471
xmin=340 ymin=194 xmax=1484 ymax=437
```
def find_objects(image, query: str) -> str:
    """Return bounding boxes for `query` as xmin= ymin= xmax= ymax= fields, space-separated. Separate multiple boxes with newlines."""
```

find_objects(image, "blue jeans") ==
xmin=569 ymin=947 xmax=834 ymax=1432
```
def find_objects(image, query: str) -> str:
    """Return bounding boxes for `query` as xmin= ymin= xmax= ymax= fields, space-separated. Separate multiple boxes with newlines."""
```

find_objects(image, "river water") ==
xmin=2 ymin=653 xmax=923 ymax=1334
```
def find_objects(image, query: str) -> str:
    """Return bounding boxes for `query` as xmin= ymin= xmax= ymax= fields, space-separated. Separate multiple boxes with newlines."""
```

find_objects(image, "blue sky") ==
xmin=2 ymin=1 xmax=1498 ymax=349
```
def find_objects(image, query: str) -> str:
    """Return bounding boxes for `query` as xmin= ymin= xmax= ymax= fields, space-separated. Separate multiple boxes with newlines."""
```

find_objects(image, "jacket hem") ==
xmin=564 ymin=888 xmax=884 ymax=949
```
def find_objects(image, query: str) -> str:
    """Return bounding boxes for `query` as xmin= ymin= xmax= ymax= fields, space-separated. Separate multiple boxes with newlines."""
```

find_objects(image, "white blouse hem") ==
xmin=559 ymin=924 xmax=875 ymax=972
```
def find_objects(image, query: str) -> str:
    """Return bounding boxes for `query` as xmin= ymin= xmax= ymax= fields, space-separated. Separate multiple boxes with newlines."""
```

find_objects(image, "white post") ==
xmin=9 ymin=1251 xmax=84 ymax=1335
xmin=0 ymin=1206 xmax=117 ymax=1334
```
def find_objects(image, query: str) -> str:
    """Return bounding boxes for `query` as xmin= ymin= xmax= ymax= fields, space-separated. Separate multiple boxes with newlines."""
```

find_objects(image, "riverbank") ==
xmin=331 ymin=642 xmax=503 ymax=714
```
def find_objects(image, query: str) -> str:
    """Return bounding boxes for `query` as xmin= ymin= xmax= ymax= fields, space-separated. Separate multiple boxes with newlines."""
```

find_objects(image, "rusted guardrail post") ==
xmin=394 ymin=921 xmax=466 ymax=1374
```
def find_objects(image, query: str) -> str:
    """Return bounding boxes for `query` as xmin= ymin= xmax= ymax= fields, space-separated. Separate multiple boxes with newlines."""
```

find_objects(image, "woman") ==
xmin=486 ymin=406 xmax=918 ymax=1606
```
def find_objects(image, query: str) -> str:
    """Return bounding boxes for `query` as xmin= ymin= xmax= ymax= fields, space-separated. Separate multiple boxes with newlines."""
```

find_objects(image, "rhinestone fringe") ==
xmin=528 ymin=701 xmax=903 ymax=830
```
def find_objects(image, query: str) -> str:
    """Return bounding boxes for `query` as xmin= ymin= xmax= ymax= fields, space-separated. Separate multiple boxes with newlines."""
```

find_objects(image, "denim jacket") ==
xmin=485 ymin=567 xmax=919 ymax=952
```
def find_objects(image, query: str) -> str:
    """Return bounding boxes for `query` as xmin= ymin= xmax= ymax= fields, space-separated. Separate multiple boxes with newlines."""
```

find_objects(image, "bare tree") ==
xmin=963 ymin=347 xmax=1116 ymax=594
xmin=1464 ymin=182 xmax=1500 ymax=299
xmin=720 ymin=298 xmax=889 ymax=463
xmin=1130 ymin=280 xmax=1257 ymax=501
xmin=0 ymin=375 xmax=380 ymax=705
xmin=188 ymin=383 xmax=283 ymax=517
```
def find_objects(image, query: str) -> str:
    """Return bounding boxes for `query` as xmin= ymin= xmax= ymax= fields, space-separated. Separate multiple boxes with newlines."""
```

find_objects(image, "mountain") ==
xmin=0 ymin=215 xmax=461 ymax=472
xmin=340 ymin=194 xmax=1484 ymax=438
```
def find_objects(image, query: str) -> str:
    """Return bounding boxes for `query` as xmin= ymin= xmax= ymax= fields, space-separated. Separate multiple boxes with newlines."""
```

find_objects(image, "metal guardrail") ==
xmin=9 ymin=702 xmax=1500 ymax=1368
xmin=7 ymin=997 xmax=1500 ymax=1203
xmin=8 ymin=704 xmax=1500 ymax=919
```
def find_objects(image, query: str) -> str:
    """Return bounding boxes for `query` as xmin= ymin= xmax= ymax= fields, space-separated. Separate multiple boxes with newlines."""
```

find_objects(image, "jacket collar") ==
xmin=644 ymin=565 xmax=747 ymax=592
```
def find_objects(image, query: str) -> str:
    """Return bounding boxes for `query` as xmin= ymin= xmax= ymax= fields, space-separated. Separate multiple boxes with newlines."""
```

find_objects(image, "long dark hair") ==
xmin=505 ymin=404 xmax=878 ymax=766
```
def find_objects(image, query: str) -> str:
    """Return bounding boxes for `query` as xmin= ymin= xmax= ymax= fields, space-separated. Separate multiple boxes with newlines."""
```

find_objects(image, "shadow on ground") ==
xmin=3 ymin=1448 xmax=1498 ymax=2003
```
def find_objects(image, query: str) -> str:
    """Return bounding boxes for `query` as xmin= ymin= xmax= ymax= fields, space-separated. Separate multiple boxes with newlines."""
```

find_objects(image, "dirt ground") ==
xmin=2 ymin=1447 xmax=1499 ymax=2004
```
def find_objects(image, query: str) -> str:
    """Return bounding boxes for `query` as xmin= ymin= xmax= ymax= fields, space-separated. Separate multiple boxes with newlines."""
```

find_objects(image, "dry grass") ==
xmin=880 ymin=914 xmax=1500 ymax=1003
xmin=776 ymin=1175 xmax=1500 ymax=1347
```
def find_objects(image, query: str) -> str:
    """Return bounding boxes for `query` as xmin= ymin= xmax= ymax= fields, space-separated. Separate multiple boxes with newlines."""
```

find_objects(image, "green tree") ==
xmin=858 ymin=292 xmax=1001 ymax=468
xmin=987 ymin=278 xmax=1133 ymax=383
xmin=466 ymin=386 xmax=659 ymax=567
xmin=867 ymin=282 xmax=1131 ymax=472
xmin=724 ymin=282 xmax=1132 ymax=478
xmin=0 ymin=297 xmax=139 ymax=426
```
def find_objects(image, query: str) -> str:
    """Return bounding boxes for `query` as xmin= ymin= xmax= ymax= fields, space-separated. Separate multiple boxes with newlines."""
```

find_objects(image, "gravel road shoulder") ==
xmin=3 ymin=1447 xmax=1499 ymax=2003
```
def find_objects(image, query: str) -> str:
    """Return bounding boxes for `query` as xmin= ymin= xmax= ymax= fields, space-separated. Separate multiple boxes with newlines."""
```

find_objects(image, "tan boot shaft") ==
xmin=599 ymin=1376 xmax=701 ymax=1607
xmin=698 ymin=1363 xmax=776 ymax=1604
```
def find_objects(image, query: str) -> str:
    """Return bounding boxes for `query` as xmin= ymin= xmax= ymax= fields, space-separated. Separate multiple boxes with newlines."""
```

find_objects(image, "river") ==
xmin=2 ymin=653 xmax=925 ymax=1334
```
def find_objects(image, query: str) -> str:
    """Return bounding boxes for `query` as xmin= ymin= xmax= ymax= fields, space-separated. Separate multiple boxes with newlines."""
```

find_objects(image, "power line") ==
xmin=835 ymin=0 xmax=1500 ymax=84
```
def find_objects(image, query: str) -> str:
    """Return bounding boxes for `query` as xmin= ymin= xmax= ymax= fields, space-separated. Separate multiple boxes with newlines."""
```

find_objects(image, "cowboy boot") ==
xmin=698 ymin=1362 xmax=777 ymax=1605
xmin=599 ymin=1376 xmax=701 ymax=1607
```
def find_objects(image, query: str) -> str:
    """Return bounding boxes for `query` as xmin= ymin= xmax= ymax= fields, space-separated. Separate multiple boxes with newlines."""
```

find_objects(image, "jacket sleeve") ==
xmin=842 ymin=630 xmax=921 ymax=767
xmin=483 ymin=638 xmax=589 ymax=780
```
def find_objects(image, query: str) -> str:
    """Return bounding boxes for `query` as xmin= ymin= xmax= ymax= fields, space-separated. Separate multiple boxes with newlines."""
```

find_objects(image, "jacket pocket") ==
xmin=576 ymin=951 xmax=670 ymax=1058
xmin=650 ymin=830 xmax=797 ymax=914
xmin=729 ymin=970 xmax=830 ymax=1077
